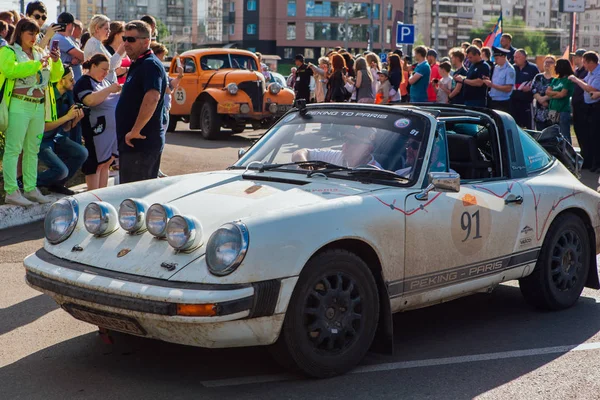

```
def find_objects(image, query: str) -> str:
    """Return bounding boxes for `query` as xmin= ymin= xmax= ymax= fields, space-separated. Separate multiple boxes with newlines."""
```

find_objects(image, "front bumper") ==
xmin=24 ymin=249 xmax=293 ymax=348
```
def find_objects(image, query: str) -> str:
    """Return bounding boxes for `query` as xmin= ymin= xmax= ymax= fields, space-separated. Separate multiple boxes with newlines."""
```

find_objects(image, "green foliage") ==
xmin=155 ymin=18 xmax=170 ymax=43
xmin=469 ymin=18 xmax=560 ymax=56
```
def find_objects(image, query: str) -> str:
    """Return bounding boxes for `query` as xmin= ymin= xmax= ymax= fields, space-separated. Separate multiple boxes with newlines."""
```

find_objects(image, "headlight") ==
xmin=227 ymin=83 xmax=238 ymax=95
xmin=269 ymin=82 xmax=281 ymax=95
xmin=45 ymin=197 xmax=78 ymax=244
xmin=268 ymin=103 xmax=278 ymax=113
xmin=146 ymin=203 xmax=179 ymax=238
xmin=206 ymin=222 xmax=249 ymax=276
xmin=118 ymin=199 xmax=148 ymax=233
xmin=84 ymin=201 xmax=118 ymax=236
xmin=166 ymin=215 xmax=203 ymax=251
xmin=240 ymin=103 xmax=251 ymax=114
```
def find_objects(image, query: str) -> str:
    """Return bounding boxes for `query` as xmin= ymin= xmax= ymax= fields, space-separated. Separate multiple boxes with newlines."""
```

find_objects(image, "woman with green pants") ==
xmin=0 ymin=18 xmax=63 ymax=206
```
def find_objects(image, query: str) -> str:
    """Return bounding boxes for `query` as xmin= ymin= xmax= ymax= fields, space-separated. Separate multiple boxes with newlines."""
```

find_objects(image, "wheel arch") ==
xmin=190 ymin=92 xmax=216 ymax=129
xmin=311 ymin=238 xmax=394 ymax=355
xmin=552 ymin=207 xmax=599 ymax=289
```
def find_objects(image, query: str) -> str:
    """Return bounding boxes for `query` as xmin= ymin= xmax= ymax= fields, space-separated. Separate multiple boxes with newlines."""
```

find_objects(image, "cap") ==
xmin=426 ymin=49 xmax=438 ymax=58
xmin=492 ymin=46 xmax=510 ymax=57
xmin=570 ymin=49 xmax=587 ymax=57
xmin=295 ymin=54 xmax=305 ymax=62
xmin=377 ymin=70 xmax=389 ymax=77
xmin=57 ymin=12 xmax=75 ymax=24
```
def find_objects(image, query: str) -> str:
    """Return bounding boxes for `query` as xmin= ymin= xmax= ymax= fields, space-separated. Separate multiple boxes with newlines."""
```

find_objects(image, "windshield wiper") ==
xmin=257 ymin=160 xmax=347 ymax=172
xmin=347 ymin=168 xmax=408 ymax=182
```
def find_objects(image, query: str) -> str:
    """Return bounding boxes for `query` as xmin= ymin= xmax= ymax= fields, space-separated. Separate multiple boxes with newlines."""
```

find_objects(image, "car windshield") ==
xmin=235 ymin=108 xmax=432 ymax=183
xmin=200 ymin=54 xmax=258 ymax=70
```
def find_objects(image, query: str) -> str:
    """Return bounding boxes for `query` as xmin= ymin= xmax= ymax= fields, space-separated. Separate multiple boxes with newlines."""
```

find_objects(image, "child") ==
xmin=435 ymin=61 xmax=453 ymax=103
xmin=376 ymin=70 xmax=392 ymax=104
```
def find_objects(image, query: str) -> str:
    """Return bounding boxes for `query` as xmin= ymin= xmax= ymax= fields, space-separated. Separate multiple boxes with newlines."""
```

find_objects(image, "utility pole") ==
xmin=368 ymin=0 xmax=374 ymax=52
xmin=434 ymin=0 xmax=440 ymax=50
xmin=381 ymin=0 xmax=385 ymax=52
xmin=344 ymin=1 xmax=349 ymax=50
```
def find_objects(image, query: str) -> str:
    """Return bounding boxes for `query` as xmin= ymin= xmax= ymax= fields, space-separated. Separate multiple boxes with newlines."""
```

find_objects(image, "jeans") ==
xmin=510 ymin=100 xmax=533 ymax=129
xmin=2 ymin=97 xmax=45 ymax=194
xmin=68 ymin=122 xmax=83 ymax=145
xmin=119 ymin=151 xmax=162 ymax=184
xmin=37 ymin=135 xmax=89 ymax=187
xmin=559 ymin=112 xmax=571 ymax=145
xmin=572 ymin=102 xmax=588 ymax=165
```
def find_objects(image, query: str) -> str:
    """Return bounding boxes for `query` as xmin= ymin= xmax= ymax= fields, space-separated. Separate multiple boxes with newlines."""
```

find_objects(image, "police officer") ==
xmin=484 ymin=47 xmax=515 ymax=113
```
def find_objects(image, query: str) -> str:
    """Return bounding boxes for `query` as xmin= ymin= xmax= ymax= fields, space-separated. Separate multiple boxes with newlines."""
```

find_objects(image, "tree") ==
xmin=156 ymin=18 xmax=170 ymax=43
xmin=469 ymin=18 xmax=559 ymax=56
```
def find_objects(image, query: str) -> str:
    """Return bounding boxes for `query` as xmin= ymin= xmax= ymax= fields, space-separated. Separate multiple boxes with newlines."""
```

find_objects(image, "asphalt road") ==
xmin=2 ymin=122 xmax=600 ymax=400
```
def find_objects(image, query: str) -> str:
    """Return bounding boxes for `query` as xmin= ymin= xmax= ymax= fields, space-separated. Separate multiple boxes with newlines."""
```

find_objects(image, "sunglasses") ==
xmin=122 ymin=36 xmax=149 ymax=43
xmin=32 ymin=14 xmax=47 ymax=21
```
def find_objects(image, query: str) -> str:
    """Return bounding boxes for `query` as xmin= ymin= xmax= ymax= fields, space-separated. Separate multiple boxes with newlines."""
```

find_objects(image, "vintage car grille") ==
xmin=238 ymin=80 xmax=264 ymax=112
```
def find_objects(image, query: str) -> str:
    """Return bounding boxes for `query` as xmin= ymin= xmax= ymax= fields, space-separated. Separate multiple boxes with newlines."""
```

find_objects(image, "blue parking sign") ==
xmin=396 ymin=24 xmax=415 ymax=45
xmin=379 ymin=52 xmax=387 ymax=63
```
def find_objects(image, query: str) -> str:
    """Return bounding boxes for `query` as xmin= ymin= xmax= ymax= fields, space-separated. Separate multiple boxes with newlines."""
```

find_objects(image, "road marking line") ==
xmin=200 ymin=342 xmax=600 ymax=388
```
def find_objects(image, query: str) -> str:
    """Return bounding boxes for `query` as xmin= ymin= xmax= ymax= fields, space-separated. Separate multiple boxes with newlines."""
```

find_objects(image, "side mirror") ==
xmin=415 ymin=172 xmax=461 ymax=201
xmin=238 ymin=148 xmax=247 ymax=160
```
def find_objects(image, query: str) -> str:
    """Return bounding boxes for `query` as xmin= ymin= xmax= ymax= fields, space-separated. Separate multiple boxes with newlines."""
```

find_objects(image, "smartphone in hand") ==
xmin=51 ymin=40 xmax=59 ymax=53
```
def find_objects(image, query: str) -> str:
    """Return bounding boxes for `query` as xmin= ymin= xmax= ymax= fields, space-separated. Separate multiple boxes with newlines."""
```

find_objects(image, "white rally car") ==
xmin=25 ymin=103 xmax=600 ymax=378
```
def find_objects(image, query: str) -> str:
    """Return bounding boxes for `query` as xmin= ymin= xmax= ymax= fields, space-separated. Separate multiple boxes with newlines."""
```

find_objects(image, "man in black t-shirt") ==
xmin=293 ymin=54 xmax=313 ymax=103
xmin=115 ymin=20 xmax=167 ymax=184
xmin=449 ymin=48 xmax=467 ymax=105
xmin=453 ymin=46 xmax=490 ymax=108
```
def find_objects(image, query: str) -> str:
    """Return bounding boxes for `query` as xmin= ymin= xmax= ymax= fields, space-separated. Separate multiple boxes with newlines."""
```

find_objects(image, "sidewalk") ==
xmin=0 ymin=176 xmax=116 ymax=230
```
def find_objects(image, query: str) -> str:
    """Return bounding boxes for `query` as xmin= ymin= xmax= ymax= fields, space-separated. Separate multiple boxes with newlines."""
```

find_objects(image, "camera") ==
xmin=74 ymin=103 xmax=89 ymax=110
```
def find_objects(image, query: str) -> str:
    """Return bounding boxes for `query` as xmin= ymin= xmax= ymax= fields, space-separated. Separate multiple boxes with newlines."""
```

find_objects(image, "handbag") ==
xmin=0 ymin=78 xmax=8 ymax=132
xmin=548 ymin=110 xmax=560 ymax=124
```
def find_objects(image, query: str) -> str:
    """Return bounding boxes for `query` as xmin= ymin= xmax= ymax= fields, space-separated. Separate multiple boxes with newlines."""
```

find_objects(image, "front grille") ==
xmin=238 ymin=80 xmax=264 ymax=112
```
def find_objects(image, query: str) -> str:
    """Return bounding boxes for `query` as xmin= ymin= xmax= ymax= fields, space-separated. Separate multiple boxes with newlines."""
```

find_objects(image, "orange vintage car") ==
xmin=167 ymin=48 xmax=295 ymax=139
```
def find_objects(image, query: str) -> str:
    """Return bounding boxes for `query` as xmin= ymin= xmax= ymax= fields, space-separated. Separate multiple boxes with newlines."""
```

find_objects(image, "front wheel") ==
xmin=519 ymin=213 xmax=590 ymax=310
xmin=167 ymin=115 xmax=179 ymax=132
xmin=200 ymin=102 xmax=221 ymax=140
xmin=270 ymin=249 xmax=380 ymax=378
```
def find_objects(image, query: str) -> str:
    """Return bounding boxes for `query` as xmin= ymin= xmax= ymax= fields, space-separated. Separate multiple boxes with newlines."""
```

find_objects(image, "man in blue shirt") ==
xmin=454 ymin=46 xmax=490 ymax=107
xmin=510 ymin=49 xmax=539 ymax=129
xmin=409 ymin=46 xmax=430 ymax=103
xmin=569 ymin=51 xmax=600 ymax=171
xmin=116 ymin=20 xmax=167 ymax=184
xmin=484 ymin=47 xmax=515 ymax=113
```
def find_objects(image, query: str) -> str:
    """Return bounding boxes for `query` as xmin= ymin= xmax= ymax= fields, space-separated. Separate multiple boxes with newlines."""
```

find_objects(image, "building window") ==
xmin=284 ymin=48 xmax=294 ymax=59
xmin=247 ymin=23 xmax=257 ymax=35
xmin=247 ymin=0 xmax=256 ymax=11
xmin=595 ymin=37 xmax=600 ymax=47
xmin=304 ymin=48 xmax=315 ymax=60
xmin=387 ymin=3 xmax=392 ymax=20
xmin=305 ymin=1 xmax=379 ymax=18
xmin=386 ymin=27 xmax=391 ymax=44
xmin=305 ymin=22 xmax=314 ymax=40
xmin=288 ymin=0 xmax=296 ymax=17
xmin=248 ymin=47 xmax=256 ymax=52
xmin=287 ymin=22 xmax=296 ymax=40
xmin=230 ymin=1 xmax=235 ymax=12
xmin=583 ymin=37 xmax=590 ymax=47
xmin=229 ymin=24 xmax=235 ymax=35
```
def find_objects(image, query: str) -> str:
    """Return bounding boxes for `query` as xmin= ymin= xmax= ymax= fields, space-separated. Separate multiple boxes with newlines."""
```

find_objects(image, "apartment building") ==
xmin=58 ymin=0 xmax=98 ymax=25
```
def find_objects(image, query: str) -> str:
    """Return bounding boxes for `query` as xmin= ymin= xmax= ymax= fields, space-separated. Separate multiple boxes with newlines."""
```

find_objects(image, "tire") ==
xmin=232 ymin=124 xmax=245 ymax=134
xmin=199 ymin=102 xmax=221 ymax=140
xmin=270 ymin=249 xmax=380 ymax=378
xmin=167 ymin=115 xmax=179 ymax=133
xmin=519 ymin=213 xmax=591 ymax=310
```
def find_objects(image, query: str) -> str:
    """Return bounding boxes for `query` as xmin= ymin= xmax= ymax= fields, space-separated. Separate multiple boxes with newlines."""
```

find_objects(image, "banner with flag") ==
xmin=483 ymin=14 xmax=503 ymax=49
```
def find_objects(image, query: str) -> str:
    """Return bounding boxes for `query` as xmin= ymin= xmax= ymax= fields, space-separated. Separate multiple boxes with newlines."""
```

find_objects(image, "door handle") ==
xmin=505 ymin=195 xmax=523 ymax=205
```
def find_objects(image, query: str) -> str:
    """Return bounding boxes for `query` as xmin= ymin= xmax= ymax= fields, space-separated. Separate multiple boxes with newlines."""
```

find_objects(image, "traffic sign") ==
xmin=379 ymin=52 xmax=387 ymax=63
xmin=396 ymin=23 xmax=415 ymax=45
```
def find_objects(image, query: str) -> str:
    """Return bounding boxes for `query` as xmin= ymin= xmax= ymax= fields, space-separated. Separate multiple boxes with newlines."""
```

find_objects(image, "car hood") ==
xmin=46 ymin=170 xmax=388 ymax=280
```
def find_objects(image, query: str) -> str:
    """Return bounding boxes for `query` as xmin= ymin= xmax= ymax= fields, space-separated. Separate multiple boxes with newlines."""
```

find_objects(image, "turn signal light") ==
xmin=176 ymin=303 xmax=218 ymax=317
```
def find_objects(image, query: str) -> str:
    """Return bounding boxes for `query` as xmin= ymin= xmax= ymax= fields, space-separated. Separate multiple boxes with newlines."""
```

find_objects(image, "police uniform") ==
xmin=489 ymin=47 xmax=515 ymax=113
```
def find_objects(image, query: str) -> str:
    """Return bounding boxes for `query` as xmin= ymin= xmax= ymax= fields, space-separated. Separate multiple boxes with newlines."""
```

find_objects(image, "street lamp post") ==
xmin=344 ymin=1 xmax=349 ymax=49
xmin=434 ymin=0 xmax=440 ymax=50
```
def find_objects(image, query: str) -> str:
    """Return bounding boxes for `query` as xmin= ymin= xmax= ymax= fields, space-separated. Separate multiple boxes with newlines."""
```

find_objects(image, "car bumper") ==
xmin=23 ymin=249 xmax=296 ymax=348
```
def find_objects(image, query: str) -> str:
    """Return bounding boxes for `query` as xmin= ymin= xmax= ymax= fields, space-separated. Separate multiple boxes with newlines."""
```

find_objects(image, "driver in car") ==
xmin=291 ymin=127 xmax=382 ymax=169
xmin=395 ymin=135 xmax=451 ymax=178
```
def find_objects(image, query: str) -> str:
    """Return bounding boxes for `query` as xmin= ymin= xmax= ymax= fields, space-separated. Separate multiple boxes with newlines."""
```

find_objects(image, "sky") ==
xmin=0 ymin=0 xmax=58 ymax=24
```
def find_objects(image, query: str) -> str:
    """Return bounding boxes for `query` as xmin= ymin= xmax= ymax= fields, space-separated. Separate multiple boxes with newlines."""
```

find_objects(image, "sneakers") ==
xmin=5 ymin=190 xmax=35 ymax=207
xmin=47 ymin=185 xmax=76 ymax=195
xmin=23 ymin=188 xmax=52 ymax=204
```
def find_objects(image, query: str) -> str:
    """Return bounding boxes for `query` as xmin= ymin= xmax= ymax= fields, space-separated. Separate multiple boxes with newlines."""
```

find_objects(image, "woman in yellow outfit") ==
xmin=0 ymin=18 xmax=63 ymax=206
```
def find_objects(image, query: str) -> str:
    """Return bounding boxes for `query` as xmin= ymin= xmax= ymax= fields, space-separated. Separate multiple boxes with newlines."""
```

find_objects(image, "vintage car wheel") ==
xmin=519 ymin=213 xmax=590 ymax=310
xmin=200 ymin=102 xmax=221 ymax=140
xmin=232 ymin=124 xmax=245 ymax=134
xmin=167 ymin=115 xmax=179 ymax=132
xmin=271 ymin=249 xmax=380 ymax=378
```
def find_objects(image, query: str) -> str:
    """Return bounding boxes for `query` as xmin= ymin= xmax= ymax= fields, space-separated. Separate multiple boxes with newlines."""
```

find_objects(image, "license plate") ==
xmin=63 ymin=304 xmax=146 ymax=336
xmin=278 ymin=104 xmax=292 ymax=112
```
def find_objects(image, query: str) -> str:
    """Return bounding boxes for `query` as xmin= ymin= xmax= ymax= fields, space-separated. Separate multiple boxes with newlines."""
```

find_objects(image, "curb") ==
xmin=0 ymin=176 xmax=116 ymax=231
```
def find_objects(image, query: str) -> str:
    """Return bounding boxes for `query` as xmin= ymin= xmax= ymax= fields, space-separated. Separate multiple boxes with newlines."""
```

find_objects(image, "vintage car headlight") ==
xmin=268 ymin=103 xmax=278 ymax=113
xmin=240 ymin=103 xmax=251 ymax=114
xmin=269 ymin=82 xmax=281 ymax=95
xmin=45 ymin=197 xmax=78 ymax=244
xmin=166 ymin=215 xmax=203 ymax=251
xmin=146 ymin=203 xmax=179 ymax=238
xmin=84 ymin=201 xmax=118 ymax=236
xmin=227 ymin=83 xmax=238 ymax=95
xmin=118 ymin=199 xmax=148 ymax=233
xmin=206 ymin=222 xmax=249 ymax=276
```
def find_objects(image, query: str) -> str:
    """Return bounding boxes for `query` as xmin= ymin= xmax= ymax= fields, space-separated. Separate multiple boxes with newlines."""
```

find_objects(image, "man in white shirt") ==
xmin=291 ymin=127 xmax=382 ymax=168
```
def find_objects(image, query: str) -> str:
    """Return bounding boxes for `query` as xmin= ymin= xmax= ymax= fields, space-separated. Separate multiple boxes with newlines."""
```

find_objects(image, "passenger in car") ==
xmin=291 ymin=127 xmax=382 ymax=168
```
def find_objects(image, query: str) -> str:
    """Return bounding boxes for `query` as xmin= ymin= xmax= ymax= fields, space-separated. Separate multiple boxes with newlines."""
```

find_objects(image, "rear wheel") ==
xmin=270 ymin=249 xmax=379 ymax=378
xmin=519 ymin=213 xmax=590 ymax=310
xmin=200 ymin=102 xmax=221 ymax=140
